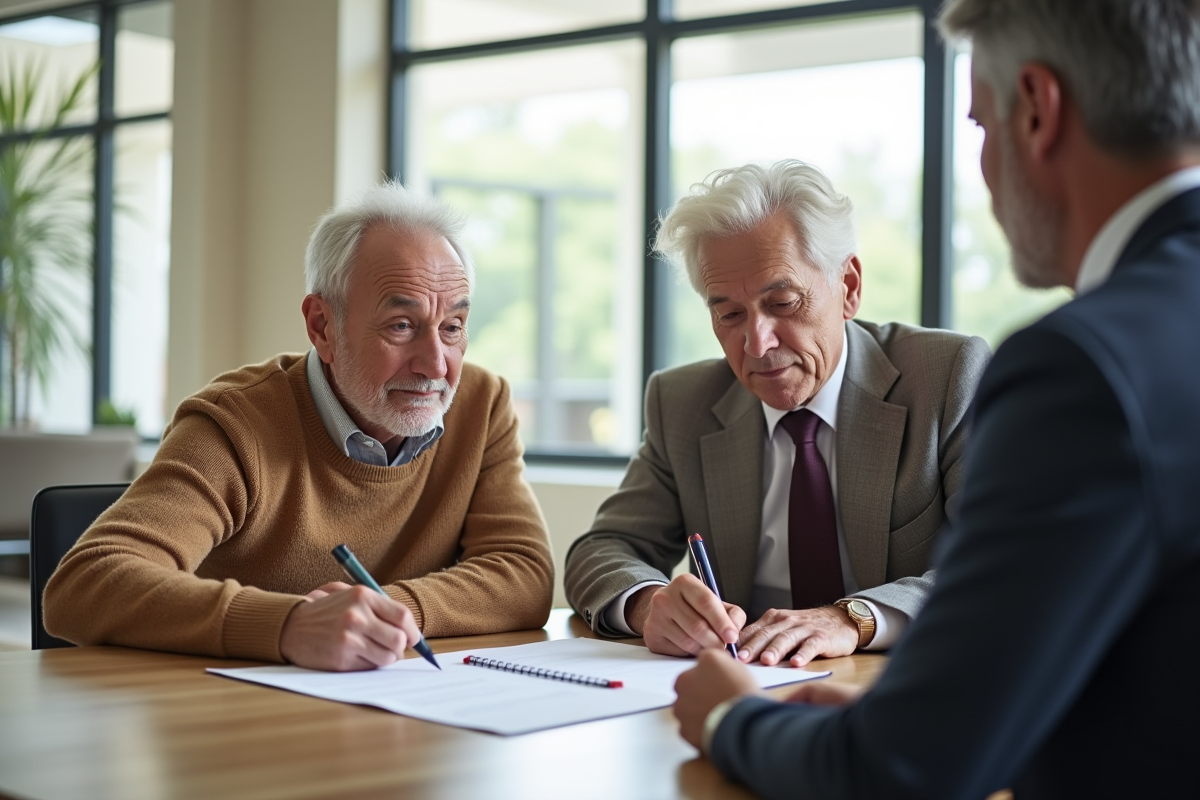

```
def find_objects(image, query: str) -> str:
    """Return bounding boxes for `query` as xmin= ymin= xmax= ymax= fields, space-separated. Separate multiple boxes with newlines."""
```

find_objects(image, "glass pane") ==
xmin=668 ymin=11 xmax=924 ymax=368
xmin=1 ymin=137 xmax=94 ymax=432
xmin=407 ymin=41 xmax=645 ymax=455
xmin=0 ymin=10 xmax=99 ymax=131
xmin=115 ymin=1 xmax=174 ymax=117
xmin=675 ymin=0 xmax=852 ymax=20
xmin=950 ymin=53 xmax=1070 ymax=347
xmin=112 ymin=120 xmax=172 ymax=437
xmin=409 ymin=0 xmax=642 ymax=50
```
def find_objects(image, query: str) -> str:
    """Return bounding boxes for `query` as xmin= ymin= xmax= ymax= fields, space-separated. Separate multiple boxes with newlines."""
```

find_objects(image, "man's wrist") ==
xmin=833 ymin=598 xmax=876 ymax=649
xmin=624 ymin=584 xmax=663 ymax=635
xmin=701 ymin=696 xmax=746 ymax=757
xmin=600 ymin=581 xmax=667 ymax=636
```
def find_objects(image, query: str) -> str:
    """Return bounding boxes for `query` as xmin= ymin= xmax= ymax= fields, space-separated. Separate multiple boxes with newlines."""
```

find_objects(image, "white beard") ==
xmin=994 ymin=125 xmax=1066 ymax=289
xmin=331 ymin=337 xmax=456 ymax=439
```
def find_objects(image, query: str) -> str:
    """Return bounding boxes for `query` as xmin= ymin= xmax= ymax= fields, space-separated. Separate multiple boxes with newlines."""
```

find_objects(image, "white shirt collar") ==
xmin=762 ymin=327 xmax=849 ymax=438
xmin=1076 ymin=166 xmax=1200 ymax=295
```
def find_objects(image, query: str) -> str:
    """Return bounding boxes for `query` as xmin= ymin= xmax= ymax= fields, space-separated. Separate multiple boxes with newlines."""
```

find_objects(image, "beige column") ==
xmin=168 ymin=0 xmax=249 ymax=411
xmin=167 ymin=0 xmax=386 ymax=414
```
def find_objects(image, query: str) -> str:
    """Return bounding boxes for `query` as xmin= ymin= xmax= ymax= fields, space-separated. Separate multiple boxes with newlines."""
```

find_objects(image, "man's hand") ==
xmin=279 ymin=585 xmax=422 ymax=671
xmin=737 ymin=605 xmax=859 ymax=667
xmin=626 ymin=575 xmax=747 ymax=657
xmin=673 ymin=649 xmax=762 ymax=751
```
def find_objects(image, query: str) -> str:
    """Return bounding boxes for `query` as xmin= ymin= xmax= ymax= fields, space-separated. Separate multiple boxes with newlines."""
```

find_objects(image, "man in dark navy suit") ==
xmin=672 ymin=1 xmax=1200 ymax=798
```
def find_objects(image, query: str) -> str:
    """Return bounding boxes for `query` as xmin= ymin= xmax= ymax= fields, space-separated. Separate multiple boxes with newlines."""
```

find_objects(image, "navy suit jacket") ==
xmin=711 ymin=189 xmax=1200 ymax=799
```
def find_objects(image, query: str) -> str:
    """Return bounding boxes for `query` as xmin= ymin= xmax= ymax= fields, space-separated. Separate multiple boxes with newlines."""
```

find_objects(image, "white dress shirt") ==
xmin=1076 ymin=166 xmax=1200 ymax=294
xmin=604 ymin=330 xmax=906 ymax=649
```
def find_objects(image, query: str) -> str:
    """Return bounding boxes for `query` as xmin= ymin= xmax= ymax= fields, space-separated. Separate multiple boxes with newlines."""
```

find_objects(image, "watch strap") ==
xmin=834 ymin=598 xmax=876 ymax=649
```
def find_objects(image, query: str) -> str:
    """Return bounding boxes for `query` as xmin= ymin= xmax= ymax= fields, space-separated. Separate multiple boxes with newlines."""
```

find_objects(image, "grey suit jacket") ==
xmin=565 ymin=320 xmax=990 ymax=636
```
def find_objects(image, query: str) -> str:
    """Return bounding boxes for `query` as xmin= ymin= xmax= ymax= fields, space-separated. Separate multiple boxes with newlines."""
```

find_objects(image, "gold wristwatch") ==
xmin=833 ymin=598 xmax=876 ymax=649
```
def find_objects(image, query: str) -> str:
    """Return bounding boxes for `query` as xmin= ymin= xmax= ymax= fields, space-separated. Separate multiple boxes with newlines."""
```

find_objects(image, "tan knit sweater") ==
xmin=44 ymin=354 xmax=554 ymax=662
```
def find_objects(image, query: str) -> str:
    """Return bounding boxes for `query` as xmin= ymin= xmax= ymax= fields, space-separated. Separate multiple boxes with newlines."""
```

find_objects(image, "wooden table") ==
xmin=0 ymin=609 xmax=887 ymax=800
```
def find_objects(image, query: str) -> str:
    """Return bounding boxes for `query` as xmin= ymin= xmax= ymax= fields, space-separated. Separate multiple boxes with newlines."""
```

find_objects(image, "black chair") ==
xmin=29 ymin=483 xmax=128 ymax=649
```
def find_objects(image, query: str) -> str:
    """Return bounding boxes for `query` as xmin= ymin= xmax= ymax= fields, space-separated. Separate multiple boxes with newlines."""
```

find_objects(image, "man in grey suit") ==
xmin=565 ymin=161 xmax=989 ymax=666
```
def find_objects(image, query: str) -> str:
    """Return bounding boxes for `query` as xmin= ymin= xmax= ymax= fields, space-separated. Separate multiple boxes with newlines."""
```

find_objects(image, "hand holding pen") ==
xmin=625 ymin=534 xmax=746 ymax=659
xmin=332 ymin=544 xmax=441 ymax=670
xmin=278 ymin=581 xmax=425 ymax=672
xmin=277 ymin=545 xmax=434 ymax=672
xmin=686 ymin=534 xmax=740 ymax=659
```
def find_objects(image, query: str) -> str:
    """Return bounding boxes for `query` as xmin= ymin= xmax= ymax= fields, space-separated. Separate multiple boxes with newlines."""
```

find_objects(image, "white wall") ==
xmin=169 ymin=0 xmax=249 ymax=406
xmin=526 ymin=467 xmax=622 ymax=607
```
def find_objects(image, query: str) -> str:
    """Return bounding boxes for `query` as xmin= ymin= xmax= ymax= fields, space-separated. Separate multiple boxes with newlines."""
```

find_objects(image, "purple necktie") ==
xmin=780 ymin=409 xmax=844 ymax=609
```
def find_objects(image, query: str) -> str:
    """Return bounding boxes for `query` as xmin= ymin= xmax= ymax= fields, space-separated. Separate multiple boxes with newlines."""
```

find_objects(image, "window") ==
xmin=951 ymin=53 xmax=1070 ymax=346
xmin=0 ymin=0 xmax=173 ymax=436
xmin=406 ymin=42 xmax=645 ymax=455
xmin=668 ymin=12 xmax=925 ymax=367
xmin=391 ymin=0 xmax=1063 ymax=461
xmin=408 ymin=0 xmax=643 ymax=50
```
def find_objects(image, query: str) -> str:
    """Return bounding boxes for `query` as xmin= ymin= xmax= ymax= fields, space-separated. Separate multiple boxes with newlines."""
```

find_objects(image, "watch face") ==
xmin=848 ymin=600 xmax=869 ymax=617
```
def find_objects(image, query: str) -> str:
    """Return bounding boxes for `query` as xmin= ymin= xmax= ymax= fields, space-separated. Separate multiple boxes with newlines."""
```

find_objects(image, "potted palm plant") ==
xmin=0 ymin=57 xmax=98 ymax=428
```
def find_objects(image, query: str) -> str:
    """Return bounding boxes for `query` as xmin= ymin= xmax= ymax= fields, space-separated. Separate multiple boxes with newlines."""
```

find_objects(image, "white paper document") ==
xmin=208 ymin=638 xmax=830 ymax=735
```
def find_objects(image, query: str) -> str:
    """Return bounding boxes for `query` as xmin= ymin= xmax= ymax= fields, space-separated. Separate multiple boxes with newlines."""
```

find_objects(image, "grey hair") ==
xmin=304 ymin=180 xmax=474 ymax=310
xmin=654 ymin=160 xmax=857 ymax=295
xmin=938 ymin=0 xmax=1200 ymax=158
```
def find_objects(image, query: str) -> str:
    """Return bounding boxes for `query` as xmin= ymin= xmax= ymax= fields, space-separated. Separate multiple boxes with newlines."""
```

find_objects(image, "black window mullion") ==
xmin=642 ymin=0 xmax=673 ymax=388
xmin=920 ymin=0 xmax=953 ymax=329
xmin=396 ymin=0 xmax=921 ymax=66
xmin=0 ymin=1 xmax=94 ymax=28
xmin=92 ymin=1 xmax=117 ymax=421
xmin=388 ymin=0 xmax=409 ymax=178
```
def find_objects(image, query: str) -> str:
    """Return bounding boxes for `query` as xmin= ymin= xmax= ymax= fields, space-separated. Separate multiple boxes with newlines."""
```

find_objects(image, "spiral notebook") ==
xmin=461 ymin=654 xmax=626 ymax=687
xmin=209 ymin=638 xmax=830 ymax=735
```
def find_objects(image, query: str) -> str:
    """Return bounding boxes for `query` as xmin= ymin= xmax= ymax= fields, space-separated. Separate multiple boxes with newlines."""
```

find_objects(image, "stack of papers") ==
xmin=209 ymin=638 xmax=829 ymax=735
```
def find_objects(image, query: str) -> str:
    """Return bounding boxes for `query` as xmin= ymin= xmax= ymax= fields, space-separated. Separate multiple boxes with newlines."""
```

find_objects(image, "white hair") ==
xmin=938 ymin=0 xmax=1200 ymax=157
xmin=654 ymin=160 xmax=857 ymax=294
xmin=304 ymin=180 xmax=474 ymax=310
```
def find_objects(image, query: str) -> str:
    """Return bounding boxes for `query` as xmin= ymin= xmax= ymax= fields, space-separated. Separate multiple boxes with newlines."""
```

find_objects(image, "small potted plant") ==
xmin=95 ymin=398 xmax=137 ymax=429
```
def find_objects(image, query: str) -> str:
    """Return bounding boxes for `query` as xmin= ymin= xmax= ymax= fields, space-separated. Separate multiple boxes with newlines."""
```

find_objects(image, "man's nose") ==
xmin=744 ymin=314 xmax=778 ymax=359
xmin=410 ymin=329 xmax=448 ymax=380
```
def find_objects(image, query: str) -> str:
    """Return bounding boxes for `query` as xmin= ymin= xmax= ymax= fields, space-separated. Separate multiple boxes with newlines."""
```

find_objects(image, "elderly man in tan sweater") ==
xmin=44 ymin=183 xmax=554 ymax=671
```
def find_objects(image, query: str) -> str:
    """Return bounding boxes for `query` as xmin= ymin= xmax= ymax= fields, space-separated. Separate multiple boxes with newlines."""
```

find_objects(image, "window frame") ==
xmin=395 ymin=0 xmax=954 ymax=464
xmin=0 ymin=0 xmax=172 ymax=429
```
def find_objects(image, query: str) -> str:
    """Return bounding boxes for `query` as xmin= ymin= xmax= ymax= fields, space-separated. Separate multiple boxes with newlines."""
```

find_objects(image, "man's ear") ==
xmin=301 ymin=294 xmax=337 ymax=364
xmin=841 ymin=256 xmax=863 ymax=320
xmin=1013 ymin=63 xmax=1064 ymax=163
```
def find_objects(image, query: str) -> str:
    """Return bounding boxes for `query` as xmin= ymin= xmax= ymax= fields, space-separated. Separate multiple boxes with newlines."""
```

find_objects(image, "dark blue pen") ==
xmin=331 ymin=544 xmax=441 ymax=670
xmin=687 ymin=533 xmax=740 ymax=659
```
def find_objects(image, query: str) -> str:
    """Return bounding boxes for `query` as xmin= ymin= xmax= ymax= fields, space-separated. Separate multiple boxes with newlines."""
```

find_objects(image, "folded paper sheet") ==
xmin=209 ymin=638 xmax=830 ymax=735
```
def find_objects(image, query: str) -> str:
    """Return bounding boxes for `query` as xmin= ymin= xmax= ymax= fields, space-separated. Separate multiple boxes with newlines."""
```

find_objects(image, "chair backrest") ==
xmin=30 ymin=483 xmax=129 ymax=650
